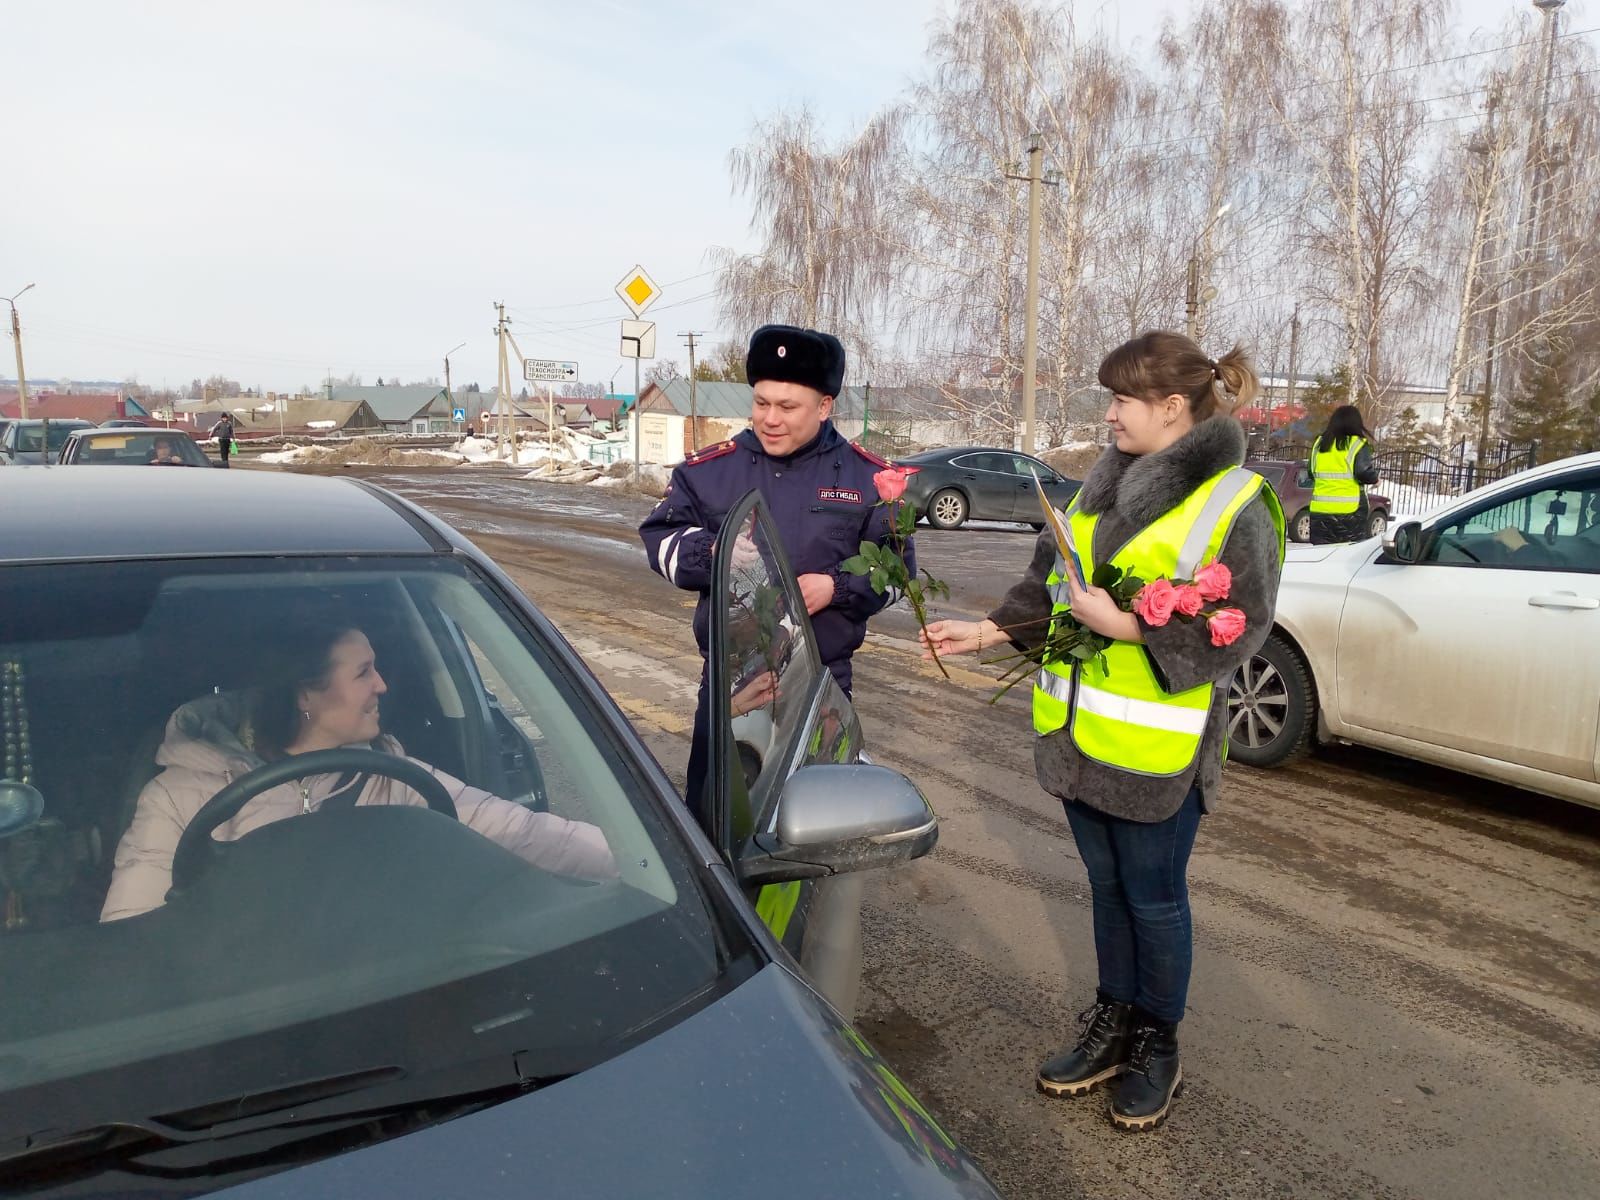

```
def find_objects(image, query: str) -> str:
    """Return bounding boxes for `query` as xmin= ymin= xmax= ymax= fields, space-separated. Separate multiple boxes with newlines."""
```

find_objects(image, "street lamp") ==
xmin=5 ymin=283 xmax=35 ymax=420
xmin=443 ymin=342 xmax=466 ymax=431
xmin=1185 ymin=203 xmax=1231 ymax=340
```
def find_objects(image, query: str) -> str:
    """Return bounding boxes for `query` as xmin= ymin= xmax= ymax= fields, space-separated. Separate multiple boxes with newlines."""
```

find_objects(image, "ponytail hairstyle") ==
xmin=1097 ymin=330 xmax=1258 ymax=422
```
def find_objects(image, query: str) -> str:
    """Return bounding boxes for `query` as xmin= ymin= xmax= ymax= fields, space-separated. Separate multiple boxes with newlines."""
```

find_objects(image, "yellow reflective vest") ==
xmin=1032 ymin=467 xmax=1285 ymax=778
xmin=1309 ymin=436 xmax=1368 ymax=514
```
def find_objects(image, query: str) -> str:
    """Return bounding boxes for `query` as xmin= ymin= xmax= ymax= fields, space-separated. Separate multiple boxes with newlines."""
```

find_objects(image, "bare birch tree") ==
xmin=710 ymin=107 xmax=905 ymax=376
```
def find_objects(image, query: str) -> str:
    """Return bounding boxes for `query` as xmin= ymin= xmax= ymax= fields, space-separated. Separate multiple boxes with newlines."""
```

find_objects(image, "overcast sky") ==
xmin=4 ymin=0 xmax=1589 ymax=395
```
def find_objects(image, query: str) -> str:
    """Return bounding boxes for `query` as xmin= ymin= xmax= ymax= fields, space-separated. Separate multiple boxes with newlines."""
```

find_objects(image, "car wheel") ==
xmin=1226 ymin=632 xmax=1315 ymax=768
xmin=1029 ymin=522 xmax=1045 ymax=532
xmin=1367 ymin=509 xmax=1388 ymax=539
xmin=927 ymin=488 xmax=968 ymax=530
xmin=1290 ymin=508 xmax=1312 ymax=544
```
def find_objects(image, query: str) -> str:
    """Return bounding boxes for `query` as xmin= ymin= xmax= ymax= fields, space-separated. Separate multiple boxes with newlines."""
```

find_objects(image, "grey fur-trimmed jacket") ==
xmin=987 ymin=417 xmax=1283 ymax=823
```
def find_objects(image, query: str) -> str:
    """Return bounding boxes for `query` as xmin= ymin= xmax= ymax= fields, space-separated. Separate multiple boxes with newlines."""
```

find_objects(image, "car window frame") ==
xmin=706 ymin=491 xmax=830 ymax=863
xmin=1413 ymin=467 xmax=1600 ymax=574
xmin=950 ymin=451 xmax=1013 ymax=475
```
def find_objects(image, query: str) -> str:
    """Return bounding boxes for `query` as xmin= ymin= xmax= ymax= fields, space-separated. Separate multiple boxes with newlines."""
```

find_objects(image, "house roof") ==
xmin=587 ymin=397 xmax=625 ymax=421
xmin=0 ymin=393 xmax=145 ymax=422
xmin=330 ymin=384 xmax=448 ymax=423
xmin=231 ymin=399 xmax=381 ymax=431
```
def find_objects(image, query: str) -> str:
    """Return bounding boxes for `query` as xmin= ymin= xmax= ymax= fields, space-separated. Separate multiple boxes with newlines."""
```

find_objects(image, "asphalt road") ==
xmin=320 ymin=465 xmax=1600 ymax=1200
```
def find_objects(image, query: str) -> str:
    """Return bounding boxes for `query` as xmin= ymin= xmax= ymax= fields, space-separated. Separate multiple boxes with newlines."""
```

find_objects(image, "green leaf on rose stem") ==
xmin=858 ymin=540 xmax=881 ymax=565
xmin=869 ymin=567 xmax=888 ymax=594
xmin=896 ymin=503 xmax=916 ymax=536
xmin=1092 ymin=563 xmax=1123 ymax=589
xmin=841 ymin=555 xmax=869 ymax=576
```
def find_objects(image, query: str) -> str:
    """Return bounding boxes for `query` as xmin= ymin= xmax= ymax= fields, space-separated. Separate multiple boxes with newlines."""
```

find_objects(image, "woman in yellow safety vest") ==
xmin=921 ymin=331 xmax=1284 ymax=1133
xmin=1306 ymin=404 xmax=1379 ymax=544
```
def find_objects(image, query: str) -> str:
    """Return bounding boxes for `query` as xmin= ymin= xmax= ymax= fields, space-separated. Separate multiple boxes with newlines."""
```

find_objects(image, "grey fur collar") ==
xmin=1076 ymin=417 xmax=1248 ymax=527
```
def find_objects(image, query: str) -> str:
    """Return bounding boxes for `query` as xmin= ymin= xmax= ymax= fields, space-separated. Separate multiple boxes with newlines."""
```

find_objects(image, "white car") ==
xmin=1227 ymin=451 xmax=1600 ymax=808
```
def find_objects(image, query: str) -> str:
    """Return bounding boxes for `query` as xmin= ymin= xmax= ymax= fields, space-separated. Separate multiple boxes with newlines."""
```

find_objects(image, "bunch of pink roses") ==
xmin=1130 ymin=562 xmax=1248 ymax=647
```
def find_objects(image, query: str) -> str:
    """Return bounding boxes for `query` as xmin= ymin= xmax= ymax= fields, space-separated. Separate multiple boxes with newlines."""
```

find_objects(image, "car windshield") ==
xmin=16 ymin=424 xmax=87 ymax=453
xmin=0 ymin=555 xmax=744 ymax=1164
xmin=72 ymin=431 xmax=211 ymax=465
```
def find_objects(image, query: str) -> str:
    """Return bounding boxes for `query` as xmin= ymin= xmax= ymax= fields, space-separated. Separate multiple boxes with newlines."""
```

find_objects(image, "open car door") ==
xmin=707 ymin=491 xmax=938 ymax=1012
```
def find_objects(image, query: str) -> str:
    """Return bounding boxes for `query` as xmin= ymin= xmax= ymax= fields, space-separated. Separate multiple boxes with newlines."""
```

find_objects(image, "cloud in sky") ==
xmin=4 ymin=0 xmax=1582 ymax=392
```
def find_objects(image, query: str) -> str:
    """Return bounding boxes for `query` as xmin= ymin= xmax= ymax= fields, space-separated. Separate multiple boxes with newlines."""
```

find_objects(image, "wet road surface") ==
xmin=326 ymin=465 xmax=1600 ymax=1200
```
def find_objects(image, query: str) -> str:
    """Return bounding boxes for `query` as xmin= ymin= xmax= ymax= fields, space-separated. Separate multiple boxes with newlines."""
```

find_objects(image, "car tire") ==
xmin=1290 ymin=508 xmax=1312 ymax=544
xmin=1226 ymin=632 xmax=1315 ymax=768
xmin=1029 ymin=522 xmax=1045 ymax=532
xmin=927 ymin=488 xmax=969 ymax=530
xmin=1367 ymin=509 xmax=1388 ymax=539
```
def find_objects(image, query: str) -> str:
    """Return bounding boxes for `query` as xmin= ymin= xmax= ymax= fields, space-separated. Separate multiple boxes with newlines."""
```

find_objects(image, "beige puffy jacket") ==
xmin=102 ymin=693 xmax=618 ymax=921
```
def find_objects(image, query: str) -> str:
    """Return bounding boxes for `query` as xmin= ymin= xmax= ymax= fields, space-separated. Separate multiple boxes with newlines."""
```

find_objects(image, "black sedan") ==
xmin=898 ymin=446 xmax=1080 ymax=529
xmin=0 ymin=469 xmax=993 ymax=1200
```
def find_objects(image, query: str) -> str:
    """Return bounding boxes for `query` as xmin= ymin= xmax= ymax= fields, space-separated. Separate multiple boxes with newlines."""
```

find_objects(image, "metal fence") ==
xmin=1248 ymin=434 xmax=1539 ymax=517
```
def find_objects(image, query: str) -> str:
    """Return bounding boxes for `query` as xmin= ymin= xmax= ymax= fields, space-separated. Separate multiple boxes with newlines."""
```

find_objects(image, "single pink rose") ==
xmin=1132 ymin=578 xmax=1180 ymax=627
xmin=1193 ymin=561 xmax=1232 ymax=602
xmin=1207 ymin=607 xmax=1248 ymax=647
xmin=1173 ymin=584 xmax=1205 ymax=619
xmin=873 ymin=468 xmax=909 ymax=504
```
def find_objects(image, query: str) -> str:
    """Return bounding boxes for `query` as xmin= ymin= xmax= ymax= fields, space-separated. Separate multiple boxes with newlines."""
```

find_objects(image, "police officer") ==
xmin=639 ymin=323 xmax=912 ymax=824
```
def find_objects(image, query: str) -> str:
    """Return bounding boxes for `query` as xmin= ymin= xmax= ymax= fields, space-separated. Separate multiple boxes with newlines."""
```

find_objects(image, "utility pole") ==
xmin=1285 ymin=304 xmax=1302 ymax=430
xmin=680 ymin=331 xmax=702 ymax=452
xmin=1005 ymin=136 xmax=1057 ymax=455
xmin=6 ymin=284 xmax=35 ymax=420
xmin=493 ymin=302 xmax=511 ymax=461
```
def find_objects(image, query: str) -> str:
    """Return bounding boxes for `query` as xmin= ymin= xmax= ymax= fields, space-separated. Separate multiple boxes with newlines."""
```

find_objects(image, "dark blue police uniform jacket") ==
xmin=638 ymin=420 xmax=912 ymax=696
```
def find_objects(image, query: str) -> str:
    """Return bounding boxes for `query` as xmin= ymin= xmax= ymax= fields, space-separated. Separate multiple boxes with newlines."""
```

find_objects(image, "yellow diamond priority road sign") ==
xmin=615 ymin=265 xmax=661 ymax=318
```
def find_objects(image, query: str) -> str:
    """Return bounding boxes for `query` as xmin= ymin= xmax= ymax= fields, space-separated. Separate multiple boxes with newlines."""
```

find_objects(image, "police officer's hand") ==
xmin=797 ymin=573 xmax=833 ymax=615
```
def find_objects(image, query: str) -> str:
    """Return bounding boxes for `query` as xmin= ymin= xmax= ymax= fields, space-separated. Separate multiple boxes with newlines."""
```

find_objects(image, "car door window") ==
xmin=964 ymin=453 xmax=1014 ymax=474
xmin=1425 ymin=471 xmax=1600 ymax=573
xmin=1012 ymin=455 xmax=1053 ymax=481
xmin=709 ymin=494 xmax=824 ymax=854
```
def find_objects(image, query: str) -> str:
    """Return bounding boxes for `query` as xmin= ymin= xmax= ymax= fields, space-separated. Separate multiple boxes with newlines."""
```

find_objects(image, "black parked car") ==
xmin=0 ymin=468 xmax=994 ymax=1200
xmin=897 ymin=447 xmax=1081 ymax=530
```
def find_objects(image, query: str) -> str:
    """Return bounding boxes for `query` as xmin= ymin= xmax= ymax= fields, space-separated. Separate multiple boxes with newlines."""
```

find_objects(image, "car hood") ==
xmin=219 ymin=964 xmax=998 ymax=1200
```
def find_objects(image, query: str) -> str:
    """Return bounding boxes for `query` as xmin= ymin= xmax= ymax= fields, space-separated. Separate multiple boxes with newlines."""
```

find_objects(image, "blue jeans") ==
xmin=1062 ymin=787 xmax=1202 ymax=1025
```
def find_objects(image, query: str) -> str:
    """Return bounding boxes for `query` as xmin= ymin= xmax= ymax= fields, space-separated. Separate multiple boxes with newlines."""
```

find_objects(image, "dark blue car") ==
xmin=0 ymin=469 xmax=998 ymax=1199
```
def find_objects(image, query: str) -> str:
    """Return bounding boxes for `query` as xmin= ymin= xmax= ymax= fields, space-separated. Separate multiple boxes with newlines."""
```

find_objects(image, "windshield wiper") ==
xmin=1 ymin=1060 xmax=571 ymax=1186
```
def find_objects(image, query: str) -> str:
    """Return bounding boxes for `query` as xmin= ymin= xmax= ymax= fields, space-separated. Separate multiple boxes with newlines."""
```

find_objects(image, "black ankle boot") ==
xmin=1036 ymin=992 xmax=1134 ymax=1098
xmin=1109 ymin=1013 xmax=1182 ymax=1131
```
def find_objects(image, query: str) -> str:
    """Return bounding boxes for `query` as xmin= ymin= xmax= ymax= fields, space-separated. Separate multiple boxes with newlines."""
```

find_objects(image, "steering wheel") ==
xmin=171 ymin=748 xmax=459 ymax=894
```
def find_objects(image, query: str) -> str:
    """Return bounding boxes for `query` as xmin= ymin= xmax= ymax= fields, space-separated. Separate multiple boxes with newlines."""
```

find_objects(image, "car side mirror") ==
xmin=736 ymin=764 xmax=938 ymax=886
xmin=1387 ymin=520 xmax=1424 ymax=564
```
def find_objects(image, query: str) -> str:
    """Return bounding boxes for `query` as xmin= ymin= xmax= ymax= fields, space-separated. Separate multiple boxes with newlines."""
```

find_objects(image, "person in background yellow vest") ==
xmin=1306 ymin=404 xmax=1380 ymax=544
xmin=921 ymin=331 xmax=1285 ymax=1133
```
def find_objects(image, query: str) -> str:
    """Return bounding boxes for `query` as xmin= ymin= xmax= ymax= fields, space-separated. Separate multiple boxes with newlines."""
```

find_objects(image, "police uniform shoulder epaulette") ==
xmin=683 ymin=440 xmax=737 ymax=467
xmin=848 ymin=441 xmax=893 ymax=470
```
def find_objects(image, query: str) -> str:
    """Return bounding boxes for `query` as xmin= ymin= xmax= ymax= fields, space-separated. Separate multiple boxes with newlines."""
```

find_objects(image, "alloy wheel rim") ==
xmin=934 ymin=494 xmax=964 ymax=523
xmin=1228 ymin=657 xmax=1291 ymax=747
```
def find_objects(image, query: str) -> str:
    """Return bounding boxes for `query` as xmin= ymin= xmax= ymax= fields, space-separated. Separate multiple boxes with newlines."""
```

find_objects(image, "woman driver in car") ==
xmin=102 ymin=615 xmax=618 ymax=921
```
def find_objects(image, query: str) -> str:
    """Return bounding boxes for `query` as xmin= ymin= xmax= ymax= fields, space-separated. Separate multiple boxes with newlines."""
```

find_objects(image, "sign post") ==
xmin=615 ymin=267 xmax=661 ymax=482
